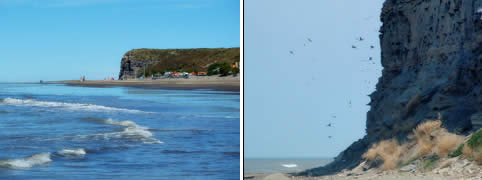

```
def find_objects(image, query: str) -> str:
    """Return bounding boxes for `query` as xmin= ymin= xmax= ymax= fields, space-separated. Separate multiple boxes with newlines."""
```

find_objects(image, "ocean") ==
xmin=0 ymin=83 xmax=240 ymax=180
xmin=244 ymin=158 xmax=332 ymax=174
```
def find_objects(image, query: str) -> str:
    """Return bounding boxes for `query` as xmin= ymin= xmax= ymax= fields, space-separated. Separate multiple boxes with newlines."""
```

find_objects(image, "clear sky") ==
xmin=245 ymin=0 xmax=386 ymax=158
xmin=0 ymin=0 xmax=240 ymax=82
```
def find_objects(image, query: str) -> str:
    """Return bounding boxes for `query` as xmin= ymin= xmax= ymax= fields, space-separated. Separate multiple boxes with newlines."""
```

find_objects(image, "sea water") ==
xmin=0 ymin=83 xmax=240 ymax=180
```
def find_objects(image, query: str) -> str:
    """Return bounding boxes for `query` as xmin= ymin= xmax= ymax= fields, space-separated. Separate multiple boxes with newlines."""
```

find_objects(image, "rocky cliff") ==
xmin=301 ymin=0 xmax=481 ymax=176
xmin=118 ymin=48 xmax=240 ymax=80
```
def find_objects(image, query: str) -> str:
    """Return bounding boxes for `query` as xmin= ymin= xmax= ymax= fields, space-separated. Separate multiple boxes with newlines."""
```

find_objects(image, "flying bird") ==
xmin=328 ymin=136 xmax=332 ymax=139
xmin=289 ymin=51 xmax=294 ymax=54
xmin=327 ymin=123 xmax=334 ymax=127
xmin=307 ymin=38 xmax=312 ymax=42
xmin=370 ymin=45 xmax=375 ymax=49
xmin=358 ymin=37 xmax=364 ymax=41
xmin=369 ymin=57 xmax=373 ymax=60
xmin=352 ymin=45 xmax=357 ymax=49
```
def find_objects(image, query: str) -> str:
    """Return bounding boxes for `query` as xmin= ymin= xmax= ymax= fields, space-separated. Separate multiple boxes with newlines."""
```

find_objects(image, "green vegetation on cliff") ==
xmin=125 ymin=48 xmax=240 ymax=77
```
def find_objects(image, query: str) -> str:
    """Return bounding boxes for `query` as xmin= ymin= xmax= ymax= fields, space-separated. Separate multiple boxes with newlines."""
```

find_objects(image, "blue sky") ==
xmin=0 ymin=0 xmax=239 ymax=82
xmin=245 ymin=0 xmax=385 ymax=158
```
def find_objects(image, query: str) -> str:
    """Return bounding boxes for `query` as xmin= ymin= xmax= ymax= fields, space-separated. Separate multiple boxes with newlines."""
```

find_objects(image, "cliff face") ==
xmin=119 ymin=48 xmax=240 ymax=80
xmin=302 ymin=0 xmax=481 ymax=176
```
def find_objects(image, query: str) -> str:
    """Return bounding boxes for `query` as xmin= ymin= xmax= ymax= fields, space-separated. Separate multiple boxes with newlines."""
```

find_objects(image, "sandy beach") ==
xmin=50 ymin=76 xmax=240 ymax=92
xmin=244 ymin=171 xmax=478 ymax=180
xmin=244 ymin=157 xmax=481 ymax=180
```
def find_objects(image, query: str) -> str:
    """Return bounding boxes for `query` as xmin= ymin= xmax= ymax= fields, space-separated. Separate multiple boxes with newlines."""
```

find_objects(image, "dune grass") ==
xmin=362 ymin=117 xmax=474 ymax=170
xmin=363 ymin=139 xmax=402 ymax=170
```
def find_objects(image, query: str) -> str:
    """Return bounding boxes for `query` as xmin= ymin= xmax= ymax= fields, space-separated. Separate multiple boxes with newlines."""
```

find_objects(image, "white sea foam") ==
xmin=0 ymin=98 xmax=145 ymax=113
xmin=105 ymin=118 xmax=162 ymax=144
xmin=281 ymin=164 xmax=298 ymax=168
xmin=104 ymin=119 xmax=139 ymax=128
xmin=56 ymin=118 xmax=162 ymax=144
xmin=104 ymin=118 xmax=154 ymax=138
xmin=41 ymin=118 xmax=162 ymax=144
xmin=0 ymin=152 xmax=52 ymax=169
xmin=57 ymin=148 xmax=86 ymax=157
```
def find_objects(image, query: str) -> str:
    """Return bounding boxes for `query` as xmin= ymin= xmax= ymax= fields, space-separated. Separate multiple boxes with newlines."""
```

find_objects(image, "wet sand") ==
xmin=50 ymin=79 xmax=240 ymax=92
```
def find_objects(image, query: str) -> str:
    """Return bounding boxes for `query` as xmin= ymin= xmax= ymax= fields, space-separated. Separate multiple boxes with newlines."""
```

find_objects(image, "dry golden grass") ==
xmin=413 ymin=120 xmax=443 ymax=156
xmin=435 ymin=133 xmax=464 ymax=157
xmin=362 ymin=117 xmax=481 ymax=171
xmin=362 ymin=139 xmax=402 ymax=170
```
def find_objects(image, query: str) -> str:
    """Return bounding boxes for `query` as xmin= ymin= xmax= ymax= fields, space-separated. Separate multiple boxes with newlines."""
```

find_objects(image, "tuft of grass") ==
xmin=362 ymin=139 xmax=402 ymax=170
xmin=435 ymin=133 xmax=464 ymax=157
xmin=448 ymin=144 xmax=464 ymax=157
xmin=467 ymin=129 xmax=481 ymax=152
xmin=413 ymin=120 xmax=442 ymax=156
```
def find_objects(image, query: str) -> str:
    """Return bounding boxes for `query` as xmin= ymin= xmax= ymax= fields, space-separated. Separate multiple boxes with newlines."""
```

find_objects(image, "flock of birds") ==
xmin=289 ymin=36 xmax=378 ymax=140
xmin=289 ymin=38 xmax=313 ymax=55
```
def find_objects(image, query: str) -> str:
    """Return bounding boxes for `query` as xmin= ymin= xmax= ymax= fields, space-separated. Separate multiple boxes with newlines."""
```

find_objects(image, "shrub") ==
xmin=413 ymin=120 xmax=442 ymax=156
xmin=435 ymin=133 xmax=464 ymax=157
xmin=207 ymin=62 xmax=232 ymax=76
xmin=207 ymin=63 xmax=221 ymax=75
xmin=218 ymin=62 xmax=232 ymax=76
xmin=362 ymin=139 xmax=402 ymax=170
xmin=232 ymin=67 xmax=240 ymax=76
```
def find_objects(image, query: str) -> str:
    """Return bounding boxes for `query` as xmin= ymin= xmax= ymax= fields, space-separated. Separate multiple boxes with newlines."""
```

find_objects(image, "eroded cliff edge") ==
xmin=300 ymin=0 xmax=481 ymax=176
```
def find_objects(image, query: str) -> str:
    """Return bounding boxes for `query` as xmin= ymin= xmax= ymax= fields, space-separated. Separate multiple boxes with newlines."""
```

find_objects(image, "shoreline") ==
xmin=48 ymin=79 xmax=240 ymax=92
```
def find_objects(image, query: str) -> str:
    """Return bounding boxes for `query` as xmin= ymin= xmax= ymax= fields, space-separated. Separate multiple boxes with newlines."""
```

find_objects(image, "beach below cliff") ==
xmin=51 ymin=76 xmax=240 ymax=92
xmin=244 ymin=156 xmax=481 ymax=180
xmin=244 ymin=171 xmax=478 ymax=180
xmin=245 ymin=162 xmax=481 ymax=180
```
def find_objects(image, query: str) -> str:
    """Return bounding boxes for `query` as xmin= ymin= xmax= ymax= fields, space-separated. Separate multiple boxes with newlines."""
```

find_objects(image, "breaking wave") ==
xmin=281 ymin=164 xmax=298 ymax=168
xmin=101 ymin=118 xmax=161 ymax=144
xmin=57 ymin=148 xmax=86 ymax=157
xmin=0 ymin=152 xmax=52 ymax=169
xmin=0 ymin=98 xmax=145 ymax=113
xmin=57 ymin=118 xmax=162 ymax=144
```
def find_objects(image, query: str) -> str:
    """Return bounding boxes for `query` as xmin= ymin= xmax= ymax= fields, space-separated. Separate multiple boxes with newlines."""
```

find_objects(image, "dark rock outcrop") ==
xmin=300 ymin=0 xmax=481 ymax=176
xmin=119 ymin=48 xmax=240 ymax=80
